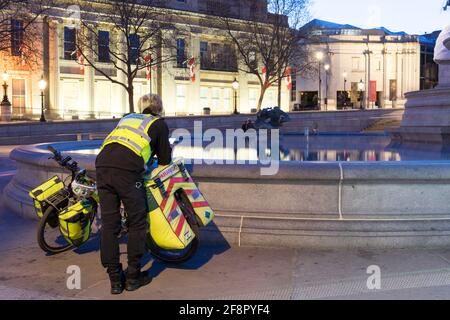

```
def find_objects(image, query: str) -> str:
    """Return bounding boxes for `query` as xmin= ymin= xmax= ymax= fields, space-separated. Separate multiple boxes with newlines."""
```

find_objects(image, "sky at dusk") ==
xmin=309 ymin=0 xmax=450 ymax=35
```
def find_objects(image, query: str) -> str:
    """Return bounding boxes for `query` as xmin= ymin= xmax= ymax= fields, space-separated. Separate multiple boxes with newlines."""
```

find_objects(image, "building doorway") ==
xmin=295 ymin=91 xmax=319 ymax=111
xmin=11 ymin=78 xmax=26 ymax=116
xmin=336 ymin=91 xmax=353 ymax=110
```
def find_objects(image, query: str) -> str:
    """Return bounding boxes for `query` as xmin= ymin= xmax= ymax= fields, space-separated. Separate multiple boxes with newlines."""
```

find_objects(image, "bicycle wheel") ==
xmin=146 ymin=190 xmax=200 ymax=264
xmin=37 ymin=205 xmax=73 ymax=254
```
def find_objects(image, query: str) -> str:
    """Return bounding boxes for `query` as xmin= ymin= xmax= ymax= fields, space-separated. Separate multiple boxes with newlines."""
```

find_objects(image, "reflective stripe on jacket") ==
xmin=101 ymin=113 xmax=160 ymax=163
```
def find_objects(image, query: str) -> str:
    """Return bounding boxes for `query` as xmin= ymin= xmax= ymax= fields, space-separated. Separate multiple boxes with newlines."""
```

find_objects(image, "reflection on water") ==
xmin=68 ymin=134 xmax=450 ymax=162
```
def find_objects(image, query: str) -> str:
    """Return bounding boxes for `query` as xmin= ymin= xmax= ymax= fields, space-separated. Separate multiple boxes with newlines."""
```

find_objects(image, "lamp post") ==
xmin=232 ymin=77 xmax=239 ymax=114
xmin=316 ymin=51 xmax=324 ymax=110
xmin=358 ymin=79 xmax=365 ymax=110
xmin=343 ymin=72 xmax=348 ymax=109
xmin=324 ymin=64 xmax=330 ymax=111
xmin=38 ymin=76 xmax=47 ymax=122
xmin=1 ymin=72 xmax=11 ymax=122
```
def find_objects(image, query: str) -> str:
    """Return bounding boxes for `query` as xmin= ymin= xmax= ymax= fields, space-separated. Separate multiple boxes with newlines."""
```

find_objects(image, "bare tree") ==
xmin=0 ymin=0 xmax=53 ymax=70
xmin=75 ymin=0 xmax=180 ymax=113
xmin=220 ymin=0 xmax=311 ymax=111
xmin=268 ymin=0 xmax=311 ymax=108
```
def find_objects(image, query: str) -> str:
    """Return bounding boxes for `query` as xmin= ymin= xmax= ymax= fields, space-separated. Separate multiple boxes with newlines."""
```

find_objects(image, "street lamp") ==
xmin=343 ymin=72 xmax=348 ymax=91
xmin=1 ymin=72 xmax=10 ymax=104
xmin=315 ymin=51 xmax=324 ymax=110
xmin=343 ymin=72 xmax=348 ymax=109
xmin=0 ymin=72 xmax=11 ymax=122
xmin=324 ymin=64 xmax=330 ymax=111
xmin=358 ymin=79 xmax=365 ymax=110
xmin=38 ymin=76 xmax=47 ymax=122
xmin=232 ymin=77 xmax=239 ymax=115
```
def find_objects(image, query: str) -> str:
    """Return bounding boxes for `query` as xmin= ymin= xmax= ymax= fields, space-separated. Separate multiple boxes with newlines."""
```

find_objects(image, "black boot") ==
xmin=125 ymin=270 xmax=152 ymax=292
xmin=107 ymin=265 xmax=125 ymax=295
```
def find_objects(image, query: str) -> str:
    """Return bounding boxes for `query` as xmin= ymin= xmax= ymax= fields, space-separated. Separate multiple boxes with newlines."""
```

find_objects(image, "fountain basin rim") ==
xmin=9 ymin=142 xmax=450 ymax=182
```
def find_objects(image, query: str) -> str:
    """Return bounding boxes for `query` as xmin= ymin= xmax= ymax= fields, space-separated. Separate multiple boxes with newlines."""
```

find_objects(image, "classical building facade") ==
xmin=292 ymin=19 xmax=438 ymax=111
xmin=0 ymin=0 xmax=290 ymax=120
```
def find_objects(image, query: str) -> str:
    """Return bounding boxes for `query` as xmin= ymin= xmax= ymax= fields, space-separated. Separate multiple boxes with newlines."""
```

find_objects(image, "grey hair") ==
xmin=138 ymin=93 xmax=163 ymax=115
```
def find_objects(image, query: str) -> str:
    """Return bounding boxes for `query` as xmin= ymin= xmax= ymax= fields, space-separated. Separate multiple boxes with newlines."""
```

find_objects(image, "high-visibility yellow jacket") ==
xmin=101 ymin=113 xmax=160 ymax=163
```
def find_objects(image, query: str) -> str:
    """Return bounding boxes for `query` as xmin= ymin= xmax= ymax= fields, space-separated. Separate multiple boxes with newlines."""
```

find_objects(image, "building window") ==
xmin=129 ymin=33 xmax=140 ymax=65
xmin=176 ymin=38 xmax=186 ymax=68
xmin=291 ymin=76 xmax=297 ymax=102
xmin=389 ymin=79 xmax=397 ymax=101
xmin=200 ymin=41 xmax=237 ymax=72
xmin=249 ymin=88 xmax=258 ymax=110
xmin=263 ymin=90 xmax=275 ymax=108
xmin=12 ymin=79 xmax=25 ymax=114
xmin=200 ymin=41 xmax=208 ymax=68
xmin=223 ymin=44 xmax=237 ymax=71
xmin=62 ymin=80 xmax=81 ymax=116
xmin=210 ymin=43 xmax=220 ymax=68
xmin=211 ymin=87 xmax=220 ymax=109
xmin=98 ymin=31 xmax=110 ymax=63
xmin=176 ymin=84 xmax=186 ymax=114
xmin=64 ymin=27 xmax=77 ymax=60
xmin=11 ymin=20 xmax=23 ymax=56
xmin=223 ymin=88 xmax=231 ymax=112
xmin=95 ymin=81 xmax=112 ymax=114
xmin=200 ymin=87 xmax=209 ymax=109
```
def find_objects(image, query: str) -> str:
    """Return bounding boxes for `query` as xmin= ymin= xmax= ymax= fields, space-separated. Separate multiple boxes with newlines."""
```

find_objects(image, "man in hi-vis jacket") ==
xmin=96 ymin=94 xmax=172 ymax=294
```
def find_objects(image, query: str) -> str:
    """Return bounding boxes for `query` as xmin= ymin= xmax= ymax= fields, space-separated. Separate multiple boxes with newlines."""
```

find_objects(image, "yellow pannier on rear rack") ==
xmin=58 ymin=199 xmax=94 ymax=247
xmin=29 ymin=176 xmax=65 ymax=218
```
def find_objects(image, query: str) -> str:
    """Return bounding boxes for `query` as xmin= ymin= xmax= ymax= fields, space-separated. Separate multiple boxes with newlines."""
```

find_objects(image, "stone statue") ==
xmin=254 ymin=107 xmax=291 ymax=130
xmin=434 ymin=17 xmax=450 ymax=87
xmin=434 ymin=24 xmax=450 ymax=64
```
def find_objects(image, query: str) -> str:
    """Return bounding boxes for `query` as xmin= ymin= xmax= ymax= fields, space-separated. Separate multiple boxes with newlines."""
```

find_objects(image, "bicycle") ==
xmin=31 ymin=145 xmax=211 ymax=264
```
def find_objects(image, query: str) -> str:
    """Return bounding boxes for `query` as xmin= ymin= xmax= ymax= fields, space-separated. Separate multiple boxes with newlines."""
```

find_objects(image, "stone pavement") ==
xmin=1 ymin=145 xmax=450 ymax=300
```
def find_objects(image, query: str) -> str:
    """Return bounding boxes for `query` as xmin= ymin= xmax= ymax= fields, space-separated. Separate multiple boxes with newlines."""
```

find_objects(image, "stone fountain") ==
xmin=390 ymin=23 xmax=450 ymax=144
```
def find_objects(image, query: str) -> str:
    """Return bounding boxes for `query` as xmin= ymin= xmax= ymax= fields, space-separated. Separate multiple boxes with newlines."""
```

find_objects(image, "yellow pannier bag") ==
xmin=145 ymin=159 xmax=215 ymax=250
xmin=58 ymin=200 xmax=94 ymax=247
xmin=29 ymin=176 xmax=65 ymax=218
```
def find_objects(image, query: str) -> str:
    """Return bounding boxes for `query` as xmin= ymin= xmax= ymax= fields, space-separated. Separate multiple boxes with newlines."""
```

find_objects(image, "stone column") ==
xmin=237 ymin=72 xmax=248 ymax=114
xmin=42 ymin=17 xmax=51 ymax=118
xmin=83 ymin=26 xmax=95 ymax=119
xmin=190 ymin=34 xmax=201 ymax=115
xmin=393 ymin=50 xmax=400 ymax=108
xmin=327 ymin=54 xmax=336 ymax=111
xmin=84 ymin=65 xmax=95 ymax=118
xmin=116 ymin=33 xmax=128 ymax=114
xmin=49 ymin=21 xmax=61 ymax=119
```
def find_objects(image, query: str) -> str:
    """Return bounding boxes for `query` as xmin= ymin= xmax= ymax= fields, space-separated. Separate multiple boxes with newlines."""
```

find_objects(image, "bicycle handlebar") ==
xmin=47 ymin=145 xmax=62 ymax=160
xmin=47 ymin=145 xmax=80 ymax=173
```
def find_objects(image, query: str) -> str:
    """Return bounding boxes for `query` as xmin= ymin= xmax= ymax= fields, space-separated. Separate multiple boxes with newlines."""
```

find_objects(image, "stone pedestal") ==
xmin=389 ymin=87 xmax=450 ymax=144
xmin=438 ymin=64 xmax=450 ymax=88
xmin=388 ymin=64 xmax=450 ymax=144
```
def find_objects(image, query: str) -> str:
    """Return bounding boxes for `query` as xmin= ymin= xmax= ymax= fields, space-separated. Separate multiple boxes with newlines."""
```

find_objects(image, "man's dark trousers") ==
xmin=96 ymin=167 xmax=148 ymax=276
